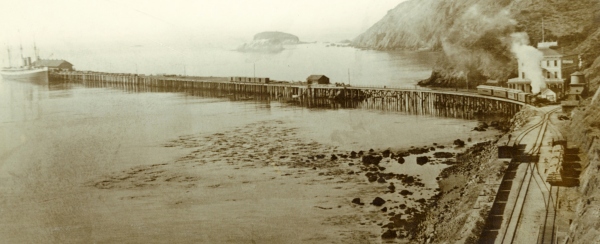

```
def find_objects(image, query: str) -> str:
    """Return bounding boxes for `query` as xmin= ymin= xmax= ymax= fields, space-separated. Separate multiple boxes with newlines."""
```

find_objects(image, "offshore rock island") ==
xmin=236 ymin=31 xmax=300 ymax=53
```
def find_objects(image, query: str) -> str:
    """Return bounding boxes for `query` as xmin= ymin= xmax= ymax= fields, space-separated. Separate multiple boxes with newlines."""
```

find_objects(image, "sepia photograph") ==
xmin=1 ymin=0 xmax=599 ymax=243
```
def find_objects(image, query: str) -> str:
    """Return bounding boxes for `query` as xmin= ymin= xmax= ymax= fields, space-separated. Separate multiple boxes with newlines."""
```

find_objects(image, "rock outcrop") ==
xmin=237 ymin=31 xmax=300 ymax=53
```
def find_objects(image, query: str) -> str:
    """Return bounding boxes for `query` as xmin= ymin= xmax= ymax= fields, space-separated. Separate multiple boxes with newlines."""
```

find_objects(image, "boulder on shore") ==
xmin=416 ymin=156 xmax=429 ymax=165
xmin=382 ymin=229 xmax=397 ymax=239
xmin=372 ymin=197 xmax=386 ymax=206
xmin=362 ymin=155 xmax=383 ymax=165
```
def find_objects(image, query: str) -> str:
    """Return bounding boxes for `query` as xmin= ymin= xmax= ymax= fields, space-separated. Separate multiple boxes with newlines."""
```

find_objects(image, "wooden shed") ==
xmin=306 ymin=75 xmax=330 ymax=85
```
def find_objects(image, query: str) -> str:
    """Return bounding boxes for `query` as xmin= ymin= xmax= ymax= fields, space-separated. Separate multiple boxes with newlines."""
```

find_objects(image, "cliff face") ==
xmin=564 ymin=100 xmax=600 ymax=244
xmin=353 ymin=0 xmax=600 ymax=89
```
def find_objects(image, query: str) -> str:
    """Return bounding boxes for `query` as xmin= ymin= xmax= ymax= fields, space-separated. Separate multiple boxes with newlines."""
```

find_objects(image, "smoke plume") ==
xmin=510 ymin=32 xmax=545 ymax=94
xmin=438 ymin=4 xmax=518 ymax=83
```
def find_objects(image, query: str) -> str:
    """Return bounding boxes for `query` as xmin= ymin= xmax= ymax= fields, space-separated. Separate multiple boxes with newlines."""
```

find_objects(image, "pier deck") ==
xmin=49 ymin=71 xmax=524 ymax=117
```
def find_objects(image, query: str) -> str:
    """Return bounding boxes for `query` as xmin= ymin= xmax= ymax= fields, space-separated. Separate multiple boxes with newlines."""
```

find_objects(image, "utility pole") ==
xmin=466 ymin=71 xmax=469 ymax=91
xmin=348 ymin=68 xmax=350 ymax=86
xmin=253 ymin=63 xmax=256 ymax=79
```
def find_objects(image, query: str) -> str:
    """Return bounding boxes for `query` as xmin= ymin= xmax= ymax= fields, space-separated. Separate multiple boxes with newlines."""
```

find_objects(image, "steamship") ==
xmin=1 ymin=45 xmax=49 ymax=84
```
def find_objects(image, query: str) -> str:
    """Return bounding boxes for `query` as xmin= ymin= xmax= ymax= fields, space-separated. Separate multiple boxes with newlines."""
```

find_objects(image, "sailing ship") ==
xmin=1 ymin=43 xmax=48 ymax=84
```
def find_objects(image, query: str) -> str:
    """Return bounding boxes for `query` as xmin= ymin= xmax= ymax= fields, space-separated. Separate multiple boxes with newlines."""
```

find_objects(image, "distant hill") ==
xmin=237 ymin=31 xmax=300 ymax=53
xmin=353 ymin=0 xmax=600 ymax=90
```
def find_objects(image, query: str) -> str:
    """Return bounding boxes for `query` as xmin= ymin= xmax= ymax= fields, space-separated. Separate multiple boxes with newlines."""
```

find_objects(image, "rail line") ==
xmin=499 ymin=107 xmax=559 ymax=244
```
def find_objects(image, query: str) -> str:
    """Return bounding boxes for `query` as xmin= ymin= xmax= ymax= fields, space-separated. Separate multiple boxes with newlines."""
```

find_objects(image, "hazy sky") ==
xmin=1 ymin=0 xmax=404 ymax=50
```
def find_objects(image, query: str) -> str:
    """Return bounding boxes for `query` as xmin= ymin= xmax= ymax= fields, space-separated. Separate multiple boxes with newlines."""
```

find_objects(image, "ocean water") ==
xmin=56 ymin=43 xmax=439 ymax=87
xmin=0 ymin=47 xmax=498 ymax=243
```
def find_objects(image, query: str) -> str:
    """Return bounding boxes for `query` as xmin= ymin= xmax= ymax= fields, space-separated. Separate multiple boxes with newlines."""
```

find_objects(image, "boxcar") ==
xmin=507 ymin=89 xmax=520 ymax=100
xmin=517 ymin=92 xmax=531 ymax=103
xmin=477 ymin=85 xmax=493 ymax=96
xmin=491 ymin=87 xmax=508 ymax=98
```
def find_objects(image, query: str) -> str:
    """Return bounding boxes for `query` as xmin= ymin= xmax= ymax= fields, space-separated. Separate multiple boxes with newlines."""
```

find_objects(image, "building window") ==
xmin=554 ymin=60 xmax=558 ymax=66
xmin=547 ymin=60 xmax=550 ymax=67
xmin=547 ymin=73 xmax=550 ymax=79
xmin=522 ymin=72 xmax=525 ymax=79
xmin=554 ymin=72 xmax=558 ymax=78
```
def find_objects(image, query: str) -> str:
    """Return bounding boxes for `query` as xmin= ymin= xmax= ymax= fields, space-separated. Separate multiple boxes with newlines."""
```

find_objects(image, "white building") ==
xmin=507 ymin=42 xmax=578 ymax=98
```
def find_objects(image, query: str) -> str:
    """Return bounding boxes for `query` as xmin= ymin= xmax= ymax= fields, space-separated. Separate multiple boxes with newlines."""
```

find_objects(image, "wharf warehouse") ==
xmin=507 ymin=41 xmax=580 ymax=100
xmin=33 ymin=59 xmax=74 ymax=71
xmin=307 ymin=75 xmax=330 ymax=85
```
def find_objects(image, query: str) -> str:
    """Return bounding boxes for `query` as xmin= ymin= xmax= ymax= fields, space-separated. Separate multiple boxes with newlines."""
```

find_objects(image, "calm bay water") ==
xmin=0 ymin=48 xmax=496 ymax=243
xmin=57 ymin=43 xmax=439 ymax=87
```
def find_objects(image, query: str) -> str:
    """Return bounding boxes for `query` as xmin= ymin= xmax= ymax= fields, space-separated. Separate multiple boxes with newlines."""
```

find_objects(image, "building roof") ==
xmin=507 ymin=78 xmax=531 ymax=84
xmin=33 ymin=59 xmax=72 ymax=68
xmin=539 ymin=48 xmax=563 ymax=57
xmin=541 ymin=88 xmax=556 ymax=95
xmin=307 ymin=75 xmax=328 ymax=80
xmin=571 ymin=71 xmax=584 ymax=76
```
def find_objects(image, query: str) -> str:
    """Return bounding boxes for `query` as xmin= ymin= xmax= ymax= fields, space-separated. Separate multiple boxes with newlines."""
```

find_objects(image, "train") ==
xmin=476 ymin=85 xmax=531 ymax=103
xmin=229 ymin=77 xmax=271 ymax=84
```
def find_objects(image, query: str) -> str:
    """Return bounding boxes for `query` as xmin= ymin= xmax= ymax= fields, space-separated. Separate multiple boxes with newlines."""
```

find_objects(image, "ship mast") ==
xmin=6 ymin=45 xmax=11 ymax=67
xmin=34 ymin=42 xmax=39 ymax=61
xmin=18 ymin=32 xmax=24 ymax=67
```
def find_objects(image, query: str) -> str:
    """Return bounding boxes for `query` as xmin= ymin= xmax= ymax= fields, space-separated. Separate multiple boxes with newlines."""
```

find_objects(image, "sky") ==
xmin=0 ymin=0 xmax=405 ymax=52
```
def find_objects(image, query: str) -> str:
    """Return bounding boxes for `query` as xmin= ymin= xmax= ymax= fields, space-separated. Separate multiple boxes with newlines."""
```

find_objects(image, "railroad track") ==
xmin=499 ymin=107 xmax=559 ymax=244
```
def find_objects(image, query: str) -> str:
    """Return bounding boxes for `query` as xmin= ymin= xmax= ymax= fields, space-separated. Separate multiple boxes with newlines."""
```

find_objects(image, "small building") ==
xmin=306 ymin=75 xmax=330 ymax=85
xmin=33 ymin=59 xmax=74 ymax=71
xmin=539 ymin=88 xmax=557 ymax=102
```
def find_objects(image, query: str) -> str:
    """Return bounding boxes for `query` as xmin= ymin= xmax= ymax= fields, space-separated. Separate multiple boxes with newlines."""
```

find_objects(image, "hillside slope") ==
xmin=353 ymin=0 xmax=600 ymax=90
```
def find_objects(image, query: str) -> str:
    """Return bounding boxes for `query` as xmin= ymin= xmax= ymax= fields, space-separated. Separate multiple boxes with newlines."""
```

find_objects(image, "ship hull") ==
xmin=1 ymin=68 xmax=49 ymax=84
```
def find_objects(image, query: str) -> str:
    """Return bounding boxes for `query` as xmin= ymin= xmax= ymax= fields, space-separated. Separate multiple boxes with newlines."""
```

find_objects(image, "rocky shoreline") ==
xmin=89 ymin=119 xmax=505 ymax=243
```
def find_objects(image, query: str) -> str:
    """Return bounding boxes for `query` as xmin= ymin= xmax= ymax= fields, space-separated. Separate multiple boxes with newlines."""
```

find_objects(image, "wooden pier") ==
xmin=50 ymin=71 xmax=524 ymax=118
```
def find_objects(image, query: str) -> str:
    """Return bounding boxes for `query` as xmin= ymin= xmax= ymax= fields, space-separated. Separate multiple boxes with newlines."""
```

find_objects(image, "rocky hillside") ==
xmin=563 ymin=98 xmax=600 ymax=243
xmin=353 ymin=0 xmax=600 ymax=90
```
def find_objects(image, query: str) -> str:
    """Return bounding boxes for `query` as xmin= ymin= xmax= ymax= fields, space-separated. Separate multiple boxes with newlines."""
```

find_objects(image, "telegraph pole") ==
xmin=348 ymin=68 xmax=351 ymax=86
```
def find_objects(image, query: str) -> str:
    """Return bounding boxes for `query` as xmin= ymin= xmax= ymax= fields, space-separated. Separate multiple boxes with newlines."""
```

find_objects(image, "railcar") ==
xmin=477 ymin=85 xmax=531 ymax=104
xmin=507 ymin=89 xmax=520 ymax=100
xmin=491 ymin=87 xmax=508 ymax=98
xmin=476 ymin=85 xmax=494 ymax=96
xmin=517 ymin=92 xmax=531 ymax=103
xmin=230 ymin=77 xmax=271 ymax=84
